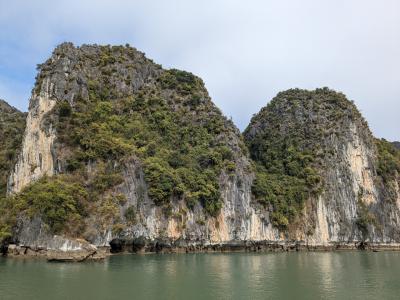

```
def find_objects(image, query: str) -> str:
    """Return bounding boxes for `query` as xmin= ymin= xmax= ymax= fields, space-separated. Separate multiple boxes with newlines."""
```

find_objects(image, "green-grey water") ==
xmin=1 ymin=252 xmax=400 ymax=299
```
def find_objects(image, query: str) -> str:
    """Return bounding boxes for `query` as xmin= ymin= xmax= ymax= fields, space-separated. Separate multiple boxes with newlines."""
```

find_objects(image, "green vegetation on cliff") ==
xmin=244 ymin=88 xmax=367 ymax=229
xmin=0 ymin=100 xmax=26 ymax=240
xmin=40 ymin=45 xmax=237 ymax=222
xmin=375 ymin=138 xmax=400 ymax=202
xmin=53 ymin=70 xmax=234 ymax=217
xmin=375 ymin=139 xmax=400 ymax=184
xmin=4 ymin=176 xmax=87 ymax=234
xmin=0 ymin=100 xmax=26 ymax=198
xmin=355 ymin=197 xmax=378 ymax=240
xmin=1 ymin=44 xmax=244 ymax=241
xmin=0 ymin=167 xmax=126 ymax=240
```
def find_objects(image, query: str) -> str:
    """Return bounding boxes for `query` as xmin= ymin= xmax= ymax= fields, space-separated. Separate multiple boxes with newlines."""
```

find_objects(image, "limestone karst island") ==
xmin=1 ymin=43 xmax=399 ymax=262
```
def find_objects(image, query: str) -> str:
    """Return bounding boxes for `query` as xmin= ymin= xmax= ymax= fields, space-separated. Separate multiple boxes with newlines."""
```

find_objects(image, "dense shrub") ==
xmin=245 ymin=88 xmax=363 ymax=229
xmin=124 ymin=206 xmax=136 ymax=224
xmin=58 ymin=101 xmax=72 ymax=117
xmin=0 ymin=101 xmax=26 ymax=198
xmin=16 ymin=176 xmax=88 ymax=233
xmin=50 ymin=62 xmax=236 ymax=217
xmin=355 ymin=200 xmax=377 ymax=239
xmin=252 ymin=170 xmax=308 ymax=228
xmin=159 ymin=69 xmax=198 ymax=94
xmin=249 ymin=139 xmax=322 ymax=228
xmin=0 ymin=176 xmax=88 ymax=238
xmin=143 ymin=157 xmax=178 ymax=205
xmin=375 ymin=139 xmax=400 ymax=183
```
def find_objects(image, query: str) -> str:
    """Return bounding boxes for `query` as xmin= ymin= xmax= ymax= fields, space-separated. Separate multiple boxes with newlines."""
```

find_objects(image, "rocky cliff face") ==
xmin=244 ymin=88 xmax=400 ymax=245
xmin=1 ymin=45 xmax=399 ymax=259
xmin=8 ymin=43 xmax=161 ymax=194
xmin=8 ymin=95 xmax=56 ymax=194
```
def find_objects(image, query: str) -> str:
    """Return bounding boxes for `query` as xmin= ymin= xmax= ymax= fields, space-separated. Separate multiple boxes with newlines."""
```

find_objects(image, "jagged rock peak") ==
xmin=33 ymin=42 xmax=163 ymax=105
xmin=245 ymin=87 xmax=370 ymax=140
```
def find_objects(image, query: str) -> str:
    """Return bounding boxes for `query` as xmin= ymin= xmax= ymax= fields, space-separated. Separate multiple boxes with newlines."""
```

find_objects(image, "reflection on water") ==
xmin=1 ymin=252 xmax=400 ymax=299
xmin=315 ymin=252 xmax=335 ymax=295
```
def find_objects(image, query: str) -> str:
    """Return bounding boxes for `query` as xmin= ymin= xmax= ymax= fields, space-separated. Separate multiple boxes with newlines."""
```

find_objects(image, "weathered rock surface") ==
xmin=7 ymin=95 xmax=56 ymax=193
xmin=6 ymin=229 xmax=107 ymax=261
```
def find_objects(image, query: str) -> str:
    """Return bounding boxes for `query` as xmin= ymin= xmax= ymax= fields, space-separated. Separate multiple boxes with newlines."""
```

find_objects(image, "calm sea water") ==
xmin=1 ymin=251 xmax=400 ymax=300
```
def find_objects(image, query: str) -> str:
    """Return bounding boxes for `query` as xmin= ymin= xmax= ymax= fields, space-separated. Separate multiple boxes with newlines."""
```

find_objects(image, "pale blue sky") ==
xmin=0 ymin=0 xmax=399 ymax=140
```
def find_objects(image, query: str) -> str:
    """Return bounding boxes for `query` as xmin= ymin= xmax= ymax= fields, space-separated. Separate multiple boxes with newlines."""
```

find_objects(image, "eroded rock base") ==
xmin=5 ymin=244 xmax=109 ymax=262
xmin=4 ymin=239 xmax=400 ymax=263
xmin=109 ymin=238 xmax=400 ymax=254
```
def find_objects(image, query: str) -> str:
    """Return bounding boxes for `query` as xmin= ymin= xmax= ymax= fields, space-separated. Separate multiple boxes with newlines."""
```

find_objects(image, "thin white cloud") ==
xmin=0 ymin=0 xmax=399 ymax=140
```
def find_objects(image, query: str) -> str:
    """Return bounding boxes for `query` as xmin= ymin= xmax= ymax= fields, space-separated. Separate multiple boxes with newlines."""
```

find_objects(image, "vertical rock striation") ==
xmin=8 ymin=94 xmax=57 ymax=193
